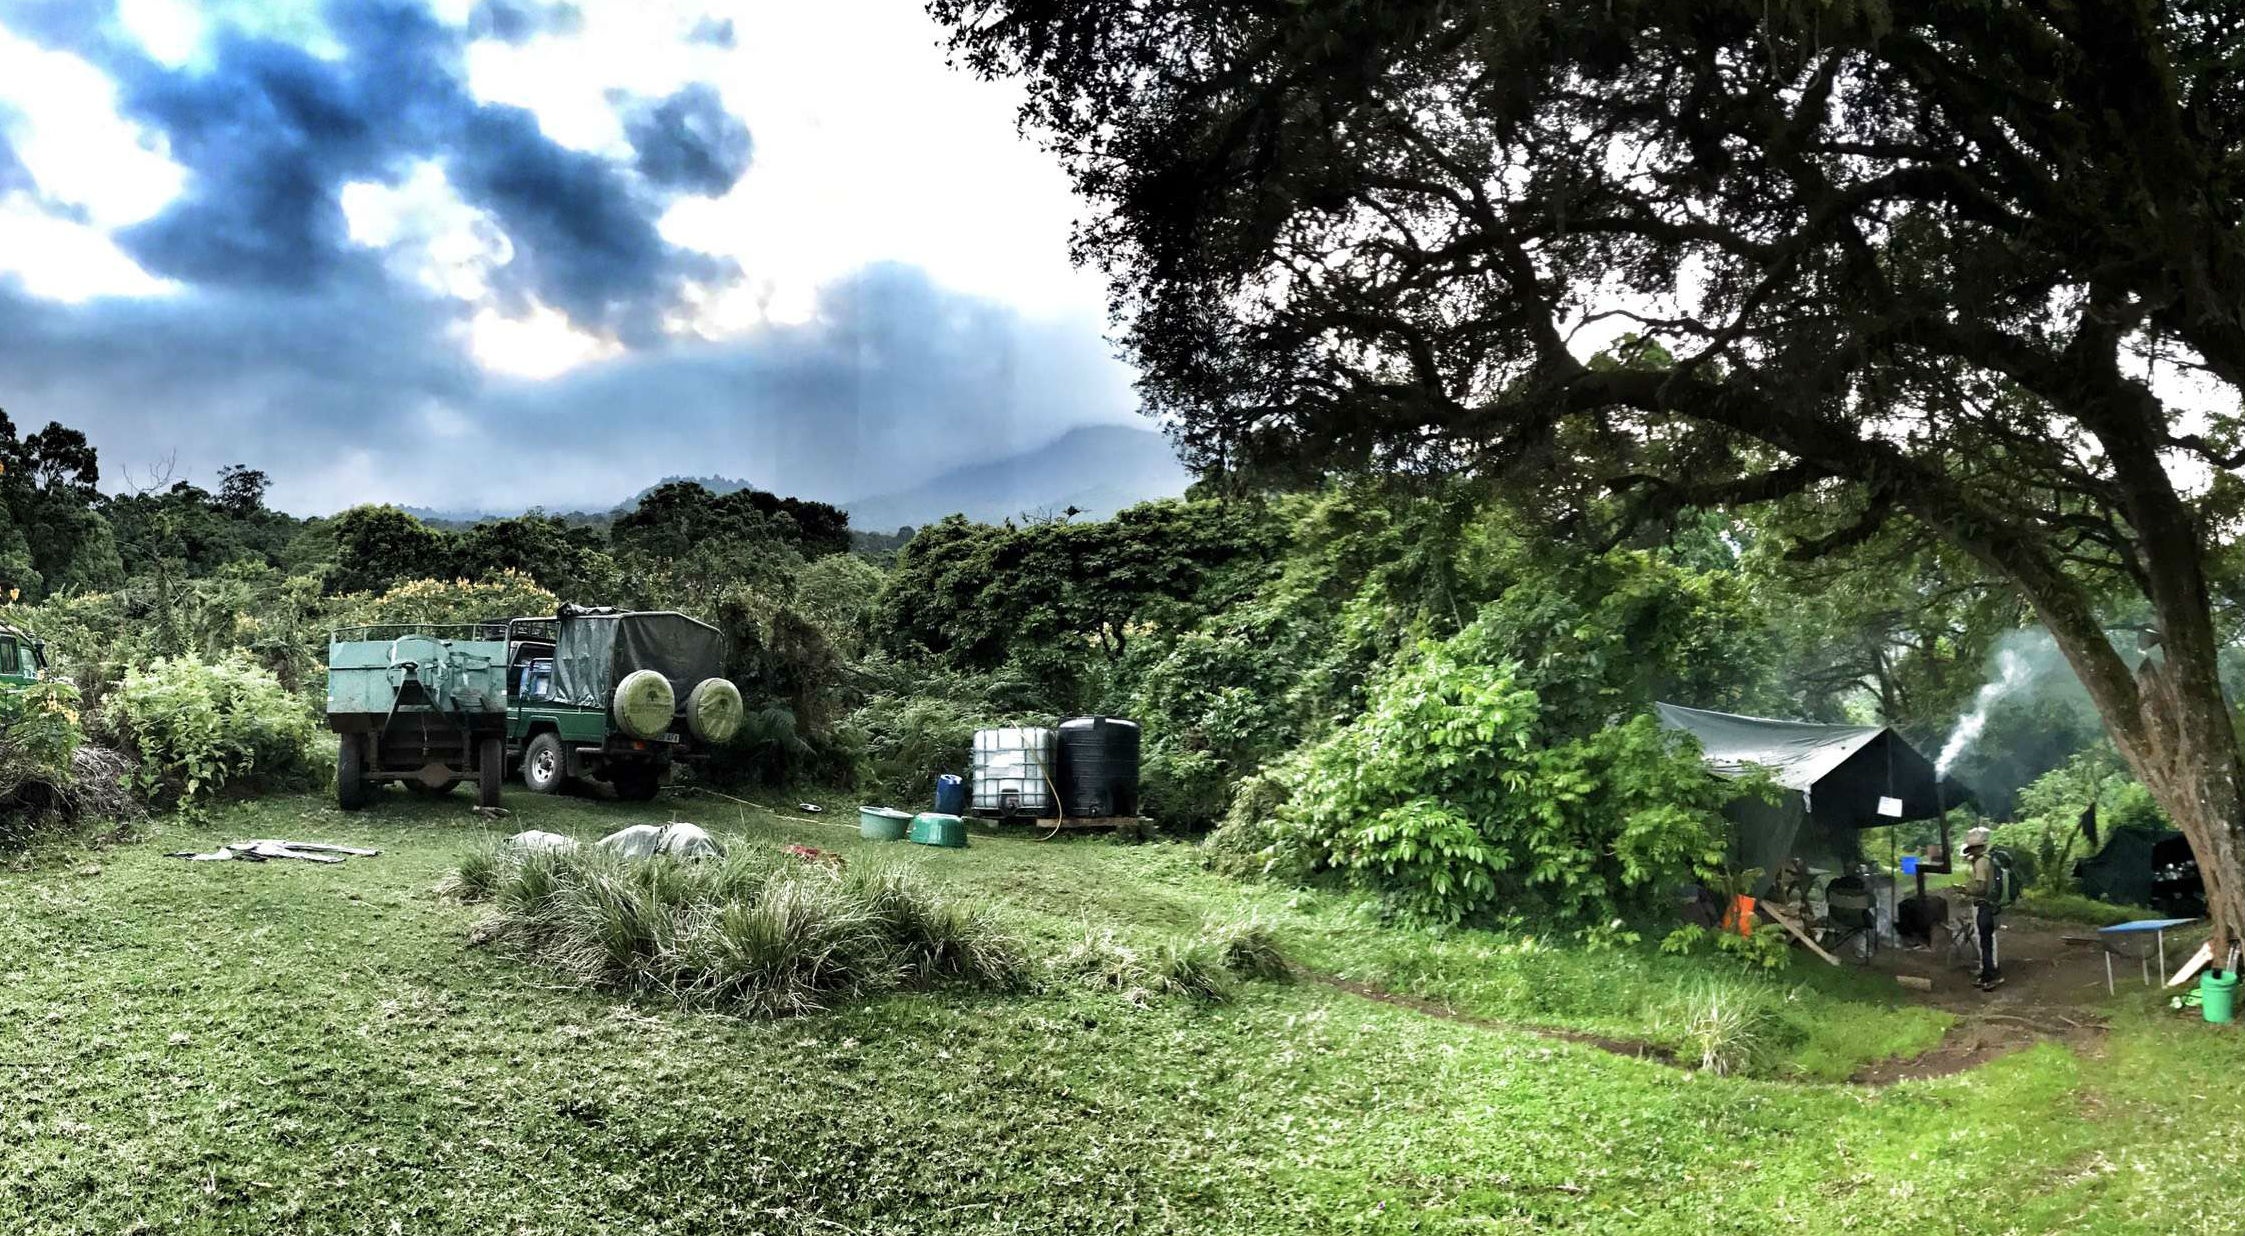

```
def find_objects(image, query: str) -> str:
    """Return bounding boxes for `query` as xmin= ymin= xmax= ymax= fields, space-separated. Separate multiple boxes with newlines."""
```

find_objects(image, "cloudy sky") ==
xmin=0 ymin=0 xmax=1141 ymax=514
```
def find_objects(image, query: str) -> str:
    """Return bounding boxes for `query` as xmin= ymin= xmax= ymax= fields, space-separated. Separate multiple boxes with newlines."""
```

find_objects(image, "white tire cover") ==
xmin=611 ymin=669 xmax=675 ymax=739
xmin=686 ymin=677 xmax=744 ymax=744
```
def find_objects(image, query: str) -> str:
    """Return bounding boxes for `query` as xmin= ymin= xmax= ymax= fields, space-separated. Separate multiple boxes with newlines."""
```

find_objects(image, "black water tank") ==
xmin=1057 ymin=716 xmax=1141 ymax=818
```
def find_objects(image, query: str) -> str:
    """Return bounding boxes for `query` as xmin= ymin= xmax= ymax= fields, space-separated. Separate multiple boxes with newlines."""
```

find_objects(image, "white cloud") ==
xmin=0 ymin=196 xmax=177 ymax=301
xmin=0 ymin=25 xmax=185 ymax=228
xmin=462 ymin=1 xmax=1102 ymax=330
xmin=342 ymin=162 xmax=513 ymax=301
xmin=116 ymin=0 xmax=204 ymax=67
xmin=466 ymin=301 xmax=622 ymax=378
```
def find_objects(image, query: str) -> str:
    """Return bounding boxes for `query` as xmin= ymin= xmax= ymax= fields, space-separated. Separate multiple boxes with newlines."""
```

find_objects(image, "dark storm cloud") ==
xmin=467 ymin=0 xmax=582 ymax=45
xmin=454 ymin=103 xmax=733 ymax=340
xmin=625 ymin=84 xmax=752 ymax=197
xmin=0 ymin=264 xmax=1134 ymax=513
xmin=0 ymin=2 xmax=1143 ymax=515
xmin=686 ymin=16 xmax=735 ymax=49
xmin=63 ymin=0 xmax=741 ymax=336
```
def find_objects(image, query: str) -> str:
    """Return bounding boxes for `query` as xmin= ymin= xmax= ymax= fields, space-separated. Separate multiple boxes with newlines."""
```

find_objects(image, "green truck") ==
xmin=0 ymin=623 xmax=45 ymax=687
xmin=501 ymin=606 xmax=743 ymax=801
xmin=326 ymin=623 xmax=511 ymax=810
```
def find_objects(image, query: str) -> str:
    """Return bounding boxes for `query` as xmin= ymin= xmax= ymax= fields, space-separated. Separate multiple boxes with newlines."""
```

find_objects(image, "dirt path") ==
xmin=1306 ymin=911 xmax=2133 ymax=1086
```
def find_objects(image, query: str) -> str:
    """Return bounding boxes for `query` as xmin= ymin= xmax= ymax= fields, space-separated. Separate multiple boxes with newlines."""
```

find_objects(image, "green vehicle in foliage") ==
xmin=0 ymin=623 xmax=46 ymax=687
xmin=501 ymin=606 xmax=743 ymax=801
xmin=326 ymin=623 xmax=511 ymax=810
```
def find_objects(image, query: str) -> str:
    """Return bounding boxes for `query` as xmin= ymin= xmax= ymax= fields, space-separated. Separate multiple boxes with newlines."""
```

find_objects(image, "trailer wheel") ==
xmin=336 ymin=734 xmax=370 ymax=811
xmin=522 ymin=732 xmax=566 ymax=795
xmin=610 ymin=763 xmax=660 ymax=803
xmin=477 ymin=736 xmax=505 ymax=809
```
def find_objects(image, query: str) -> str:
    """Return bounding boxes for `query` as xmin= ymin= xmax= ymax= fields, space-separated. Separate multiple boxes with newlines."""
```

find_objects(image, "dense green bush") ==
xmin=1262 ymin=618 xmax=1731 ymax=926
xmin=0 ymin=681 xmax=140 ymax=847
xmin=107 ymin=653 xmax=324 ymax=804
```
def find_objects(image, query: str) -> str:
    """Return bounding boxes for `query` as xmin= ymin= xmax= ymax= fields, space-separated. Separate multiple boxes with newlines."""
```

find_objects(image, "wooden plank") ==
xmin=1757 ymin=902 xmax=1843 ymax=967
xmin=2167 ymin=940 xmax=2215 ymax=988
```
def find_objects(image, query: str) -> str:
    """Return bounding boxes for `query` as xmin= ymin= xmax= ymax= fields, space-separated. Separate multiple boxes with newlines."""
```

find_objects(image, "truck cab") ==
xmin=502 ymin=606 xmax=743 ymax=801
xmin=0 ymin=624 xmax=47 ymax=688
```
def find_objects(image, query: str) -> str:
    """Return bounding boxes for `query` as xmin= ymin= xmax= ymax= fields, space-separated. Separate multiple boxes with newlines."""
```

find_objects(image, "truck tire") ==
xmin=612 ymin=670 xmax=675 ymax=740
xmin=609 ymin=763 xmax=661 ymax=803
xmin=477 ymin=736 xmax=505 ymax=809
xmin=336 ymin=734 xmax=370 ymax=811
xmin=522 ymin=732 xmax=567 ymax=795
xmin=686 ymin=678 xmax=744 ymax=744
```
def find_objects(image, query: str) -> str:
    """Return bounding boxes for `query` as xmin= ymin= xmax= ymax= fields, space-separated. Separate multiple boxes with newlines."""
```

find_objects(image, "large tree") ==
xmin=935 ymin=1 xmax=2245 ymax=942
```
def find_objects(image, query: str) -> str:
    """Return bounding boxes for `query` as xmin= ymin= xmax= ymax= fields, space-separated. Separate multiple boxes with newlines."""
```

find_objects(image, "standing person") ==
xmin=1961 ymin=826 xmax=2003 ymax=991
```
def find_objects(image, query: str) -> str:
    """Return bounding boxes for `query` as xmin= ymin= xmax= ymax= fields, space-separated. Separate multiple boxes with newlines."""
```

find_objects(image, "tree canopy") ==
xmin=936 ymin=0 xmax=2245 ymax=942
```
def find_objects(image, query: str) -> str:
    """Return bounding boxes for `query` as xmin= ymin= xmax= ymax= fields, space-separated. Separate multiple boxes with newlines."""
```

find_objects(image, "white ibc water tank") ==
xmin=971 ymin=726 xmax=1057 ymax=817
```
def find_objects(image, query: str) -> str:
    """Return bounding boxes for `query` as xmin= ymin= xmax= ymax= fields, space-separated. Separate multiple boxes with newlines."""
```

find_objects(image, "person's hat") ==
xmin=1964 ymin=826 xmax=1992 ymax=848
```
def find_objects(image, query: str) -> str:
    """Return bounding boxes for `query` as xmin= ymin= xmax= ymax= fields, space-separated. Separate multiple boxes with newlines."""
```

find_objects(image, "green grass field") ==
xmin=2 ymin=790 xmax=2242 ymax=1233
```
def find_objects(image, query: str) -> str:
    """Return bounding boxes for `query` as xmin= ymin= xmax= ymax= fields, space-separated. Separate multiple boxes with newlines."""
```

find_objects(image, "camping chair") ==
xmin=1821 ymin=874 xmax=1879 ymax=963
xmin=1935 ymin=892 xmax=1986 ymax=974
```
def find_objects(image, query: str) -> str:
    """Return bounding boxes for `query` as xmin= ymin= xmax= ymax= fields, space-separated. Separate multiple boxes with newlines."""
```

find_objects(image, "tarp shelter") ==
xmin=551 ymin=610 xmax=728 ymax=711
xmin=1656 ymin=703 xmax=1974 ymax=891
xmin=2074 ymin=825 xmax=2205 ymax=917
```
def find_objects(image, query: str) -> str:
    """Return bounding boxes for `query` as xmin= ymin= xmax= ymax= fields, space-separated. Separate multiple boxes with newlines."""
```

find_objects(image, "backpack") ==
xmin=1987 ymin=846 xmax=2024 ymax=907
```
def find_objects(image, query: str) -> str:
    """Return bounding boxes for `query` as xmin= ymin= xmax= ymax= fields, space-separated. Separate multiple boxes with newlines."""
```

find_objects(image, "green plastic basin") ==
xmin=858 ymin=806 xmax=911 ymax=841
xmin=909 ymin=812 xmax=967 ymax=849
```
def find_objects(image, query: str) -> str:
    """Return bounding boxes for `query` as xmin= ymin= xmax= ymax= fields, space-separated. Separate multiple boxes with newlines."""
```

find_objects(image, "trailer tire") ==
xmin=522 ymin=732 xmax=567 ymax=795
xmin=336 ymin=734 xmax=370 ymax=811
xmin=477 ymin=736 xmax=505 ymax=809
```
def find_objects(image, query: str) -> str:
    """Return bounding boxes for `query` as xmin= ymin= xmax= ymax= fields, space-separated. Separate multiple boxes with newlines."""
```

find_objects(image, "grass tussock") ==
xmin=1054 ymin=917 xmax=1306 ymax=1004
xmin=1669 ymin=978 xmax=1776 ymax=1077
xmin=1204 ymin=917 xmax=1291 ymax=981
xmin=457 ymin=843 xmax=1023 ymax=1017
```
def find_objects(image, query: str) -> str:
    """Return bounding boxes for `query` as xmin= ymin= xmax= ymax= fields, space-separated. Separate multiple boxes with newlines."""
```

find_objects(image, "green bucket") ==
xmin=909 ymin=812 xmax=967 ymax=849
xmin=2202 ymin=969 xmax=2238 ymax=1025
xmin=858 ymin=806 xmax=911 ymax=842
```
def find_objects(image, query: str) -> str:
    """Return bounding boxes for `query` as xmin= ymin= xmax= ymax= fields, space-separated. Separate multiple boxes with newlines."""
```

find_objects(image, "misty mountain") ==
xmin=396 ymin=425 xmax=1191 ymax=531
xmin=840 ymin=425 xmax=1193 ymax=534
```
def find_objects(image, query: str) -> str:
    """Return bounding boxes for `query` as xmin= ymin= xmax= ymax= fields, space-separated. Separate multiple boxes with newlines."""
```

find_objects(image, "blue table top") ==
xmin=2098 ymin=918 xmax=2198 ymax=934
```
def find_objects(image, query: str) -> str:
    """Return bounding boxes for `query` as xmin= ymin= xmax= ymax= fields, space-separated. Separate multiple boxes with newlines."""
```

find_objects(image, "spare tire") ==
xmin=686 ymin=677 xmax=744 ymax=744
xmin=612 ymin=669 xmax=675 ymax=739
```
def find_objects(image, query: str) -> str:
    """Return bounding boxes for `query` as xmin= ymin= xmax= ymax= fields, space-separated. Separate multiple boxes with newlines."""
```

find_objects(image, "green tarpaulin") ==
xmin=1656 ymin=703 xmax=1974 ymax=891
xmin=551 ymin=610 xmax=728 ymax=711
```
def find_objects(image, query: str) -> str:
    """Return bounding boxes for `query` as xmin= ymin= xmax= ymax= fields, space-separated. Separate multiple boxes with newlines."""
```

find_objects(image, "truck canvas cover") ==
xmin=551 ymin=611 xmax=728 ymax=711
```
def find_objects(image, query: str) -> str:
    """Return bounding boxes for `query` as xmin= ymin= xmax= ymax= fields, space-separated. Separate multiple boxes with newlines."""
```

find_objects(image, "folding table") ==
xmin=2097 ymin=918 xmax=2198 ymax=994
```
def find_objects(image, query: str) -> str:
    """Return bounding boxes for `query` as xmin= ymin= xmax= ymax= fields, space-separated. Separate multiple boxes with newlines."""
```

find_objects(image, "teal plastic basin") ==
xmin=858 ymin=806 xmax=911 ymax=841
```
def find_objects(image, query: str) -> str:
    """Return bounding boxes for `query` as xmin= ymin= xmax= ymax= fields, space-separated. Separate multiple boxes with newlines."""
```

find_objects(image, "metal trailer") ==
xmin=326 ymin=622 xmax=511 ymax=810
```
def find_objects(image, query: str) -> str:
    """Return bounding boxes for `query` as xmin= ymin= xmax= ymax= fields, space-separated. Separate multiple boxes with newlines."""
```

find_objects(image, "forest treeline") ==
xmin=0 ymin=407 xmax=2162 ymax=921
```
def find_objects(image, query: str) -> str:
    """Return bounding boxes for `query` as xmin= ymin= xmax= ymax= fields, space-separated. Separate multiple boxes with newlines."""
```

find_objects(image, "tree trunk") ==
xmin=2037 ymin=609 xmax=2245 ymax=956
xmin=2116 ymin=651 xmax=2245 ymax=959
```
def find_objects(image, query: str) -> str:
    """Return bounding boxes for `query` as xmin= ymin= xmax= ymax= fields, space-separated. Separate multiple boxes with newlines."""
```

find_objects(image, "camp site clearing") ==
xmin=2 ymin=791 xmax=2241 ymax=1235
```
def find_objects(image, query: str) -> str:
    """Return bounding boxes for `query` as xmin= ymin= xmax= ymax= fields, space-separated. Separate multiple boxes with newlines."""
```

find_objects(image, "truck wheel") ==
xmin=477 ymin=736 xmax=505 ymax=809
xmin=610 ymin=764 xmax=660 ymax=803
xmin=522 ymin=732 xmax=567 ymax=795
xmin=336 ymin=734 xmax=370 ymax=811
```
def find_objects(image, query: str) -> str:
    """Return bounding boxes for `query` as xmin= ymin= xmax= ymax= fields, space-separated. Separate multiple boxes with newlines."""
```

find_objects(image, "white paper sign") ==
xmin=1877 ymin=796 xmax=1904 ymax=818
